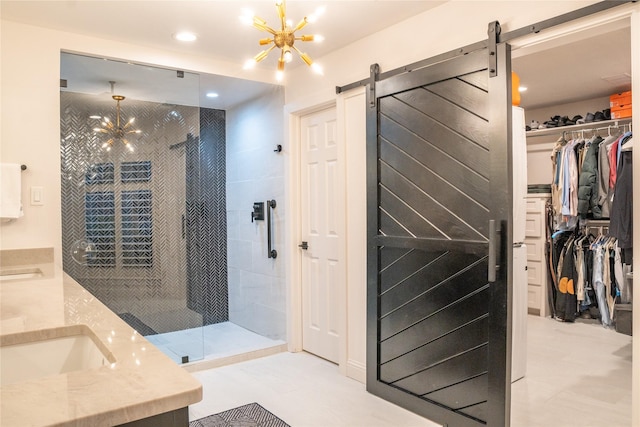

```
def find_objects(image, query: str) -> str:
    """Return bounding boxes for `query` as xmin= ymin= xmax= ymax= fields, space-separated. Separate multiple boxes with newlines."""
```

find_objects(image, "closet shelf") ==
xmin=583 ymin=219 xmax=611 ymax=226
xmin=526 ymin=117 xmax=632 ymax=138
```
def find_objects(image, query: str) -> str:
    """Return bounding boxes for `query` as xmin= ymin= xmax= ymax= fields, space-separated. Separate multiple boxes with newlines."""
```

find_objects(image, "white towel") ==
xmin=0 ymin=163 xmax=23 ymax=219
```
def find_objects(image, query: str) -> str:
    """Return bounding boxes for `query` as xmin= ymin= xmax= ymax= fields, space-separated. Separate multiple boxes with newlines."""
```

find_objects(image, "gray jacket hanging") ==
xmin=577 ymin=136 xmax=602 ymax=218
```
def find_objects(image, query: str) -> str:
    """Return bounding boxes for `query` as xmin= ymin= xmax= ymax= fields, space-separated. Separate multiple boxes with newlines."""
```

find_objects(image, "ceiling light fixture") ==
xmin=174 ymin=31 xmax=197 ymax=42
xmin=206 ymin=92 xmax=219 ymax=98
xmin=241 ymin=0 xmax=324 ymax=81
xmin=93 ymin=81 xmax=140 ymax=152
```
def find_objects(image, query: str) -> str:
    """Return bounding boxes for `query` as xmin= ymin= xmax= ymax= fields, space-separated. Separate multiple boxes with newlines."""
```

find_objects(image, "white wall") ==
xmin=226 ymin=89 xmax=287 ymax=340
xmin=630 ymin=9 xmax=640 ymax=426
xmin=341 ymin=87 xmax=367 ymax=382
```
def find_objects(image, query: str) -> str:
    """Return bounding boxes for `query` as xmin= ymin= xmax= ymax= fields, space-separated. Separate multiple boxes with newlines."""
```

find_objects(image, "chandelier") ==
xmin=93 ymin=81 xmax=140 ymax=152
xmin=242 ymin=0 xmax=324 ymax=81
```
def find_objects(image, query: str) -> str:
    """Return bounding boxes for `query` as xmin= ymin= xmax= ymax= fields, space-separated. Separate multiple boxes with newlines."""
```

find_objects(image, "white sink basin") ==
xmin=0 ymin=326 xmax=115 ymax=386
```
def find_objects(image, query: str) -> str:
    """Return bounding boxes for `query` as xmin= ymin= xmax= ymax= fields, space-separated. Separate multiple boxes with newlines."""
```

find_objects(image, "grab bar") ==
xmin=267 ymin=199 xmax=277 ymax=259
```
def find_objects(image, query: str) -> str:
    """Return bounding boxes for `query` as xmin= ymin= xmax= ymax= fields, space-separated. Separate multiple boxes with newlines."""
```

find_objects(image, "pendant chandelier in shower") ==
xmin=241 ymin=0 xmax=324 ymax=81
xmin=93 ymin=81 xmax=141 ymax=152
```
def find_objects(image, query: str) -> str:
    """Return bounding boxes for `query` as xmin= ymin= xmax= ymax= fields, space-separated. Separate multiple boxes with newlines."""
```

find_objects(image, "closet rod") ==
xmin=582 ymin=219 xmax=610 ymax=236
xmin=563 ymin=123 xmax=632 ymax=140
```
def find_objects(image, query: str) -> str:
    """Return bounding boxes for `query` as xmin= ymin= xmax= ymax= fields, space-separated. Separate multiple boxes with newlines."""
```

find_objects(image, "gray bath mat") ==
xmin=190 ymin=402 xmax=290 ymax=427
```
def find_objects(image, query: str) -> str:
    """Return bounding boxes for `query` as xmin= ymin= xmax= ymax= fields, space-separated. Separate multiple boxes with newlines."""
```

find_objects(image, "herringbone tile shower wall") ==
xmin=61 ymin=92 xmax=228 ymax=334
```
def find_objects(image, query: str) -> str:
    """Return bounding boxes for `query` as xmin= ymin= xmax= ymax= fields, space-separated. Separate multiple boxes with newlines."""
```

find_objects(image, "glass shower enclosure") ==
xmin=60 ymin=53 xmax=286 ymax=365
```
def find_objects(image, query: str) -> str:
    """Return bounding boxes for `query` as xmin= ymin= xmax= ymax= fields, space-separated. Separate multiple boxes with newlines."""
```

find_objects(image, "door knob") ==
xmin=298 ymin=241 xmax=308 ymax=250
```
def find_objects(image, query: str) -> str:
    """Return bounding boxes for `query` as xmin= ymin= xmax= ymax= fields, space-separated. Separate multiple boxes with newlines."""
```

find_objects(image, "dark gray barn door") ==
xmin=366 ymin=44 xmax=513 ymax=427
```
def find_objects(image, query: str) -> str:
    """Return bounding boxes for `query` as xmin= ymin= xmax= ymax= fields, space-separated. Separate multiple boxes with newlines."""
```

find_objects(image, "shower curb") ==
xmin=181 ymin=343 xmax=288 ymax=373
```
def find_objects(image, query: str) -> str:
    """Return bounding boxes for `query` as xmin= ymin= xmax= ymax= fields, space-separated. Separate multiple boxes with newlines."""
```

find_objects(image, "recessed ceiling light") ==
xmin=206 ymin=92 xmax=219 ymax=98
xmin=89 ymin=115 xmax=102 ymax=119
xmin=174 ymin=32 xmax=197 ymax=42
xmin=518 ymin=86 xmax=528 ymax=92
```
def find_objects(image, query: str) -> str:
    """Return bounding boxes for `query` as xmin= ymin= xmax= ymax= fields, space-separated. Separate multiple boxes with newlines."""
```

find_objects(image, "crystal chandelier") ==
xmin=93 ymin=81 xmax=140 ymax=152
xmin=242 ymin=0 xmax=324 ymax=81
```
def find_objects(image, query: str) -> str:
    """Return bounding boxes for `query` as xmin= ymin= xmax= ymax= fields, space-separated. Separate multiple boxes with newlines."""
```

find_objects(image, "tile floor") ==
xmin=188 ymin=315 xmax=632 ymax=427
xmin=511 ymin=315 xmax=632 ymax=427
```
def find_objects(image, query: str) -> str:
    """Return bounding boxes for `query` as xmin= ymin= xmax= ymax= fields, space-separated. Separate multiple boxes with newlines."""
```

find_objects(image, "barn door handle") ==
xmin=488 ymin=219 xmax=499 ymax=283
xmin=267 ymin=199 xmax=277 ymax=259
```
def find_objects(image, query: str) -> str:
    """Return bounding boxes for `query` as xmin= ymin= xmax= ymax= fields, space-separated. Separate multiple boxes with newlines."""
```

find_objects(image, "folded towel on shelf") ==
xmin=0 ymin=163 xmax=23 ymax=219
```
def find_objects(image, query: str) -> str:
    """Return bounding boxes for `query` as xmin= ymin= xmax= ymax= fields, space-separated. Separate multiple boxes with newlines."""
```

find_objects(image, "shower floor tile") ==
xmin=145 ymin=321 xmax=285 ymax=365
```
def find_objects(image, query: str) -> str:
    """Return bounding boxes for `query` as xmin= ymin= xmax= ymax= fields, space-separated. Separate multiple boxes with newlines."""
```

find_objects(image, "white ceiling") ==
xmin=1 ymin=1 xmax=633 ymax=110
xmin=2 ymin=0 xmax=449 ymax=108
xmin=513 ymin=24 xmax=631 ymax=110
xmin=1 ymin=1 xmax=446 ymax=65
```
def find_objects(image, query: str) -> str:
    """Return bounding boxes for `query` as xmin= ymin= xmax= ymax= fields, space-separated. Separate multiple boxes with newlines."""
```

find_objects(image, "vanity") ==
xmin=0 ymin=248 xmax=202 ymax=427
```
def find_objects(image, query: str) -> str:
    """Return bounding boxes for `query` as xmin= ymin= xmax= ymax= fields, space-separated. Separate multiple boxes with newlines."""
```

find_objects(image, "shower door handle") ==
xmin=267 ymin=199 xmax=277 ymax=259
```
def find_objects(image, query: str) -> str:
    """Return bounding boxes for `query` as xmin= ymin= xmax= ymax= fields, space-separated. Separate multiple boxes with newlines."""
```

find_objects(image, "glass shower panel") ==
xmin=60 ymin=53 xmax=205 ymax=363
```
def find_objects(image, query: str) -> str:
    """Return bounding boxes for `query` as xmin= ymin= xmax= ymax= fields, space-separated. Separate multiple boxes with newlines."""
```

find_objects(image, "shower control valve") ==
xmin=251 ymin=202 xmax=265 ymax=222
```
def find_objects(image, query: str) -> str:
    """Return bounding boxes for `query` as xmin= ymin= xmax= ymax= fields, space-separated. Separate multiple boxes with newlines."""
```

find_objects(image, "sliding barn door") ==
xmin=366 ymin=44 xmax=513 ymax=427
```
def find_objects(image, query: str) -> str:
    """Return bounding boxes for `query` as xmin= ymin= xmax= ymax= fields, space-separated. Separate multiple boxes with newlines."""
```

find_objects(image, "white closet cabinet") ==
xmin=524 ymin=194 xmax=550 ymax=317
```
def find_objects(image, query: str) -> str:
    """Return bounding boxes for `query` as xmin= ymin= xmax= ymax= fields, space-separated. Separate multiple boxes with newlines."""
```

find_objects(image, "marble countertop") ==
xmin=0 ymin=249 xmax=202 ymax=427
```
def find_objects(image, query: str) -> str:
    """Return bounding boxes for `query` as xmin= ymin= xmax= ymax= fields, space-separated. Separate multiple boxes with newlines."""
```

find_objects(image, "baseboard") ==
xmin=346 ymin=359 xmax=366 ymax=384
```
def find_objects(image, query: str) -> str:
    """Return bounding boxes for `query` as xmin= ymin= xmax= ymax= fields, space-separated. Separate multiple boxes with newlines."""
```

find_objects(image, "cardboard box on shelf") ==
xmin=610 ymin=90 xmax=632 ymax=109
xmin=611 ymin=106 xmax=632 ymax=119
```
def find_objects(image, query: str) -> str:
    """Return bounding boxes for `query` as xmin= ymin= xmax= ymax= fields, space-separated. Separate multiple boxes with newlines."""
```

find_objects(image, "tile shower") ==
xmin=60 ymin=54 xmax=286 ymax=364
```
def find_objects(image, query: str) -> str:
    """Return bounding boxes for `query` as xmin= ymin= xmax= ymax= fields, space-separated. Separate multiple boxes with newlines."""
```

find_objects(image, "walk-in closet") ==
xmin=510 ymin=17 xmax=633 ymax=425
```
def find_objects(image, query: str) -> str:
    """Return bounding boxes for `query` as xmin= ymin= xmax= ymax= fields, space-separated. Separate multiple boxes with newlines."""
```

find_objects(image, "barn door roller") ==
xmin=488 ymin=20 xmax=501 ymax=78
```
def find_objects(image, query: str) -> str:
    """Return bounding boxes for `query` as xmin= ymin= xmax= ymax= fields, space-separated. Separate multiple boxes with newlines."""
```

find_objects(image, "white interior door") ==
xmin=300 ymin=105 xmax=342 ymax=363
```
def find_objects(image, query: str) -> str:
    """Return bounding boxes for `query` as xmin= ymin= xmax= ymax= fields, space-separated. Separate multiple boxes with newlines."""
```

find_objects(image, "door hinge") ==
xmin=488 ymin=20 xmax=501 ymax=78
xmin=298 ymin=241 xmax=309 ymax=250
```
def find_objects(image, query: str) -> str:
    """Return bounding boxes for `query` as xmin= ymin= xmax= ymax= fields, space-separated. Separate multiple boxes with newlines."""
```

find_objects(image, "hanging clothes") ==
xmin=560 ymin=139 xmax=579 ymax=217
xmin=551 ymin=137 xmax=564 ymax=217
xmin=551 ymin=129 xmax=630 ymax=224
xmin=556 ymin=235 xmax=577 ymax=322
xmin=591 ymin=237 xmax=612 ymax=327
xmin=547 ymin=126 xmax=631 ymax=329
xmin=577 ymin=135 xmax=603 ymax=218
xmin=609 ymin=136 xmax=633 ymax=249
xmin=597 ymin=135 xmax=616 ymax=218
xmin=608 ymin=134 xmax=621 ymax=190
xmin=551 ymin=227 xmax=624 ymax=328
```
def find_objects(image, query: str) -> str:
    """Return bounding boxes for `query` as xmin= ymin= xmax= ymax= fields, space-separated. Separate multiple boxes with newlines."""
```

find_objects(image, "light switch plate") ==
xmin=30 ymin=186 xmax=44 ymax=206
